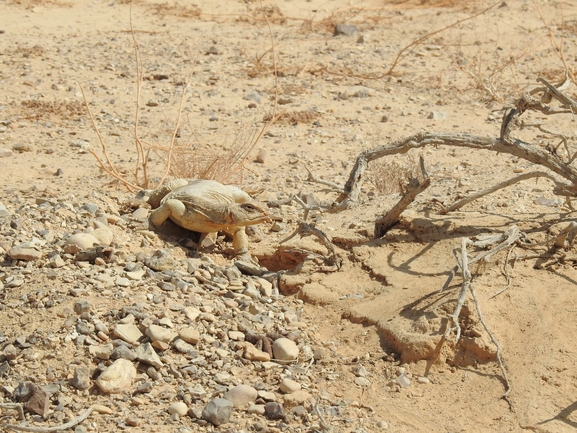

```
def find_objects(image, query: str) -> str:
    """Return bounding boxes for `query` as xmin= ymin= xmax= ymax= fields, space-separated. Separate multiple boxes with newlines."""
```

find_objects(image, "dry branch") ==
xmin=331 ymin=78 xmax=577 ymax=212
xmin=442 ymin=230 xmax=517 ymax=398
xmin=5 ymin=406 xmax=97 ymax=432
xmin=440 ymin=171 xmax=560 ymax=214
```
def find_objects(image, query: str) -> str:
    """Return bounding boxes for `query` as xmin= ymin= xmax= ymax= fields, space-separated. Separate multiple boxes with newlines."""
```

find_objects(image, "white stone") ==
xmin=146 ymin=324 xmax=177 ymax=343
xmin=279 ymin=378 xmax=301 ymax=394
xmin=168 ymin=402 xmax=188 ymax=416
xmin=272 ymin=338 xmax=299 ymax=361
xmin=113 ymin=323 xmax=143 ymax=345
xmin=64 ymin=233 xmax=99 ymax=252
xmin=95 ymin=359 xmax=136 ymax=393
xmin=224 ymin=384 xmax=258 ymax=408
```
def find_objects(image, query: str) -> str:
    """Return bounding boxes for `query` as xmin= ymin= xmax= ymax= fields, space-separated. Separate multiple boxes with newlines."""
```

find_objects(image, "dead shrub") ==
xmin=368 ymin=155 xmax=424 ymax=196
xmin=20 ymin=99 xmax=86 ymax=121
xmin=263 ymin=110 xmax=322 ymax=125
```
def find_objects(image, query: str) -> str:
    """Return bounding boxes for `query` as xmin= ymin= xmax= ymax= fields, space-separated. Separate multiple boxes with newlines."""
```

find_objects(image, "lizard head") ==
xmin=229 ymin=201 xmax=270 ymax=226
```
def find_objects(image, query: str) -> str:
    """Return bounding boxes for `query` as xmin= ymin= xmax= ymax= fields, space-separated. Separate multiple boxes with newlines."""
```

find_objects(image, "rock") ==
xmin=74 ymin=300 xmax=91 ymax=314
xmin=247 ymin=404 xmax=266 ymax=415
xmin=49 ymin=254 xmax=66 ymax=268
xmin=272 ymin=338 xmax=299 ymax=361
xmin=255 ymin=148 xmax=267 ymax=163
xmin=428 ymin=111 xmax=447 ymax=120
xmin=111 ymin=344 xmax=137 ymax=361
xmin=279 ymin=378 xmax=301 ymax=394
xmin=131 ymin=207 xmax=148 ymax=219
xmin=395 ymin=373 xmax=411 ymax=388
xmin=95 ymin=359 xmax=137 ymax=393
xmin=265 ymin=401 xmax=285 ymax=420
xmin=224 ymin=384 xmax=258 ymax=408
xmin=282 ymin=390 xmax=311 ymax=409
xmin=113 ymin=323 xmax=143 ymax=345
xmin=0 ymin=202 xmax=10 ymax=217
xmin=355 ymin=377 xmax=370 ymax=387
xmin=257 ymin=390 xmax=276 ymax=401
xmin=89 ymin=344 xmax=114 ymax=360
xmin=168 ymin=402 xmax=188 ymax=416
xmin=14 ymin=381 xmax=38 ymax=402
xmin=8 ymin=246 xmax=42 ymax=261
xmin=145 ymin=325 xmax=176 ymax=346
xmin=70 ymin=367 xmax=92 ymax=390
xmin=178 ymin=327 xmax=200 ymax=344
xmin=241 ymin=343 xmax=271 ymax=362
xmin=243 ymin=90 xmax=262 ymax=104
xmin=13 ymin=142 xmax=35 ymax=152
xmin=202 ymin=398 xmax=234 ymax=426
xmin=0 ymin=148 xmax=12 ymax=158
xmin=173 ymin=338 xmax=196 ymax=354
xmin=334 ymin=23 xmax=358 ymax=36
xmin=90 ymin=223 xmax=113 ymax=246
xmin=64 ymin=233 xmax=99 ymax=252
xmin=135 ymin=342 xmax=163 ymax=368
xmin=82 ymin=203 xmax=99 ymax=214
xmin=25 ymin=387 xmax=50 ymax=416
xmin=145 ymin=249 xmax=177 ymax=271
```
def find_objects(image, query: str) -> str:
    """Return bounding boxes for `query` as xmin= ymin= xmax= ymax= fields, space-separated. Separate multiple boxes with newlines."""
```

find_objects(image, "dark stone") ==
xmin=334 ymin=23 xmax=358 ymax=36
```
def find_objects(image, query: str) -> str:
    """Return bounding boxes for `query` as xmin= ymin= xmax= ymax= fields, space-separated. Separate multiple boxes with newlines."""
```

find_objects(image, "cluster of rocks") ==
xmin=0 ymin=188 xmax=413 ymax=431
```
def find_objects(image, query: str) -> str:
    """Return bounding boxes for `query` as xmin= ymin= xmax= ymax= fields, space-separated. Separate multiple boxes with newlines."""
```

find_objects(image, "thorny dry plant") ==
xmin=368 ymin=154 xmax=423 ymax=196
xmin=19 ymin=100 xmax=86 ymax=122
xmin=150 ymin=2 xmax=201 ymax=19
xmin=84 ymin=8 xmax=279 ymax=192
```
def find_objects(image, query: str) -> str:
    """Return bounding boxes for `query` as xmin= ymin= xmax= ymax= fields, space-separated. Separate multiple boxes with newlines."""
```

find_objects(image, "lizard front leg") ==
xmin=150 ymin=199 xmax=186 ymax=227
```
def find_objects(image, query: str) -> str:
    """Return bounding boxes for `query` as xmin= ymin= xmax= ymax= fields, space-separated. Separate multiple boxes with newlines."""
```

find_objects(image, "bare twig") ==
xmin=441 ymin=226 xmax=521 ymax=292
xmin=470 ymin=285 xmax=512 ymax=398
xmin=5 ymin=406 xmax=96 ymax=432
xmin=443 ymin=235 xmax=512 ymax=398
xmin=280 ymin=220 xmax=341 ymax=269
xmin=0 ymin=403 xmax=24 ymax=420
xmin=440 ymin=171 xmax=562 ymax=214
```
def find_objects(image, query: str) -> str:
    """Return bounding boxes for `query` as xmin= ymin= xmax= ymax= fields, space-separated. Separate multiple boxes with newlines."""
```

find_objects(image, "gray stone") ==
xmin=112 ymin=344 xmax=137 ymax=361
xmin=202 ymin=398 xmax=234 ymax=426
xmin=428 ymin=111 xmax=447 ymax=120
xmin=334 ymin=23 xmax=358 ymax=36
xmin=74 ymin=300 xmax=91 ymax=314
xmin=82 ymin=203 xmax=99 ymax=214
xmin=145 ymin=249 xmax=177 ymax=271
xmin=70 ymin=367 xmax=92 ymax=390
xmin=135 ymin=342 xmax=163 ymax=368
xmin=265 ymin=401 xmax=285 ymax=420
xmin=173 ymin=338 xmax=196 ymax=354
xmin=243 ymin=90 xmax=262 ymax=104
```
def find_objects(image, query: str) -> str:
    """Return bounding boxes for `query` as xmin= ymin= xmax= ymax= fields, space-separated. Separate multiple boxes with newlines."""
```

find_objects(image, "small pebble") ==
xmin=168 ymin=401 xmax=188 ymax=416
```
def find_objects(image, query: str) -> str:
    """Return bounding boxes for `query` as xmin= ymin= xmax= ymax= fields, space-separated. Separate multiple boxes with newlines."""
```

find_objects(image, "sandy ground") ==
xmin=2 ymin=0 xmax=577 ymax=431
